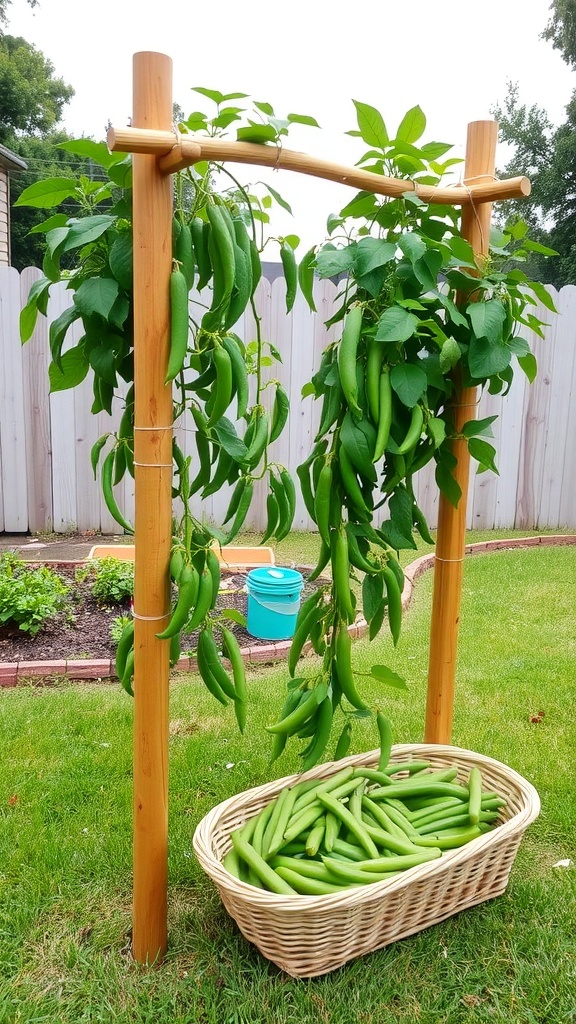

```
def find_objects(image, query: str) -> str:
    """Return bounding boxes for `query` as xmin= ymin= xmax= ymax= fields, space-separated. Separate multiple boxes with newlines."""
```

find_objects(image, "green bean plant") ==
xmin=17 ymin=94 xmax=555 ymax=768
xmin=265 ymin=101 xmax=557 ymax=768
xmin=17 ymin=88 xmax=317 ymax=720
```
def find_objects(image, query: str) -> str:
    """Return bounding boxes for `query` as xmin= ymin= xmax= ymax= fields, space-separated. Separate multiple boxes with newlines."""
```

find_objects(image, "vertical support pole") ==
xmin=131 ymin=51 xmax=173 ymax=964
xmin=424 ymin=121 xmax=497 ymax=745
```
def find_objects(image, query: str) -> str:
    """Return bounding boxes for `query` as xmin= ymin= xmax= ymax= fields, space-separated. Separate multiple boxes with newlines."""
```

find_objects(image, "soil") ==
xmin=0 ymin=562 xmax=321 ymax=664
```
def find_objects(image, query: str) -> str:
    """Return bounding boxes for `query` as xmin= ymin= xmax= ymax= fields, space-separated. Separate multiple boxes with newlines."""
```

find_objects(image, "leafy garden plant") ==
xmin=18 ymin=93 xmax=554 ymax=766
xmin=87 ymin=557 xmax=134 ymax=606
xmin=0 ymin=552 xmax=70 ymax=636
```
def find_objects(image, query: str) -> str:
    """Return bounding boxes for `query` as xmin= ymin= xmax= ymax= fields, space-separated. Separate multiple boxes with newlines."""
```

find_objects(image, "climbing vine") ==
xmin=18 ymin=94 xmax=555 ymax=767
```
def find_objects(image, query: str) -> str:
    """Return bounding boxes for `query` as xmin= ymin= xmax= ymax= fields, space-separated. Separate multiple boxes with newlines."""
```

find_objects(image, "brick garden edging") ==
xmin=1 ymin=535 xmax=575 ymax=687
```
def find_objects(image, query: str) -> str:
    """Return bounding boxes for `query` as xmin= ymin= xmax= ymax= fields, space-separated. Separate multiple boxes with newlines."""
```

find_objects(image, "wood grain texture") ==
xmin=424 ymin=121 xmax=498 ymax=746
xmin=131 ymin=49 xmax=173 ymax=967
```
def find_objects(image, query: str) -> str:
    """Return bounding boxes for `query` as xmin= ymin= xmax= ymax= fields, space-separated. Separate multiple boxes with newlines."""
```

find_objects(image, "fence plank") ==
xmin=0 ymin=266 xmax=28 ymax=531
xmin=20 ymin=267 xmax=53 ymax=534
xmin=515 ymin=298 xmax=555 ymax=530
xmin=539 ymin=286 xmax=576 ymax=529
xmin=2 ymin=270 xmax=575 ymax=535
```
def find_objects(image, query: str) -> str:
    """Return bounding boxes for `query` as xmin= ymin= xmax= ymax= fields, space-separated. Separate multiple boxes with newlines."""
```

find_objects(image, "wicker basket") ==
xmin=193 ymin=744 xmax=540 ymax=978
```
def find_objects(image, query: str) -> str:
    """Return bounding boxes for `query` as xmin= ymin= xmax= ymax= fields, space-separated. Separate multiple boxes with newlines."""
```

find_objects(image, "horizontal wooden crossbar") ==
xmin=107 ymin=126 xmax=530 ymax=206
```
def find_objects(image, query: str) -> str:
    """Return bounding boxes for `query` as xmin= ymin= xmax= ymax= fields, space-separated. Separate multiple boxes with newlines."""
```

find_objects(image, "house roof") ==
xmin=0 ymin=143 xmax=28 ymax=171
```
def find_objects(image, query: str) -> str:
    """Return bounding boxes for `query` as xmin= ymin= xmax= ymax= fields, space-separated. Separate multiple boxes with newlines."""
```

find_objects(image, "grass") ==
xmin=1 ymin=531 xmax=575 ymax=1023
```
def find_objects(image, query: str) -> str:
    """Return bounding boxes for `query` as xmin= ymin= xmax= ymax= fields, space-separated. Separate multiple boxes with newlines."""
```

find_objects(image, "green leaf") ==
xmin=20 ymin=277 xmax=52 ymax=343
xmin=420 ymin=141 xmax=453 ymax=160
xmin=88 ymin=344 xmax=117 ymax=386
xmin=370 ymin=665 xmax=408 ymax=689
xmin=435 ymin=459 xmax=462 ymax=508
xmin=522 ymin=240 xmax=559 ymax=256
xmin=368 ymin=601 xmax=387 ymax=641
xmin=73 ymin=278 xmax=121 ymax=321
xmin=316 ymin=244 xmax=355 ymax=279
xmin=434 ymin=291 xmax=468 ymax=328
xmin=340 ymin=412 xmax=377 ymax=483
xmin=517 ymin=352 xmax=538 ymax=383
xmin=378 ymin=518 xmax=417 ymax=551
xmin=468 ymin=336 xmax=511 ymax=380
xmin=339 ymin=190 xmax=378 ymax=221
xmin=220 ymin=609 xmax=247 ymax=627
xmin=212 ymin=418 xmax=248 ymax=461
xmin=527 ymin=280 xmax=558 ymax=313
xmin=287 ymin=113 xmax=320 ymax=128
xmin=508 ymin=335 xmax=531 ymax=357
xmin=15 ymin=177 xmax=78 ymax=209
xmin=427 ymin=416 xmax=446 ymax=448
xmin=193 ymin=86 xmax=248 ymax=104
xmin=398 ymin=232 xmax=427 ymax=264
xmin=28 ymin=214 xmax=69 ymax=235
xmin=254 ymin=100 xmax=275 ymax=115
xmin=49 ymin=305 xmax=82 ymax=367
xmin=211 ymin=108 xmax=244 ymax=129
xmin=468 ymin=437 xmax=499 ymax=475
xmin=413 ymin=250 xmax=442 ymax=291
xmin=236 ymin=124 xmax=278 ymax=144
xmin=461 ymin=415 xmax=497 ymax=439
xmin=375 ymin=306 xmax=419 ymax=344
xmin=263 ymin=183 xmax=293 ymax=215
xmin=395 ymin=106 xmax=426 ymax=144
xmin=58 ymin=139 xmax=121 ymax=168
xmin=447 ymin=235 xmax=477 ymax=265
xmin=390 ymin=363 xmax=427 ymax=407
xmin=354 ymin=237 xmax=396 ymax=276
xmin=352 ymin=100 xmax=389 ymax=148
xmin=62 ymin=215 xmax=115 ymax=253
xmin=48 ymin=345 xmax=89 ymax=393
xmin=439 ymin=335 xmax=462 ymax=374
xmin=389 ymin=486 xmax=415 ymax=544
xmin=301 ymin=381 xmax=316 ymax=398
xmin=109 ymin=233 xmax=133 ymax=291
xmin=362 ymin=573 xmax=384 ymax=624
xmin=469 ymin=299 xmax=506 ymax=343
xmin=297 ymin=245 xmax=315 ymax=309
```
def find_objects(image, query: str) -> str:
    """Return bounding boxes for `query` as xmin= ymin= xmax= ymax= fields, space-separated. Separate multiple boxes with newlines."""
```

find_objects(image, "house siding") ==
xmin=0 ymin=170 xmax=9 ymax=265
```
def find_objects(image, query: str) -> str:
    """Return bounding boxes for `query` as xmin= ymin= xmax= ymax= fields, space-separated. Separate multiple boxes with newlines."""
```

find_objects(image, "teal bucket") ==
xmin=246 ymin=567 xmax=305 ymax=641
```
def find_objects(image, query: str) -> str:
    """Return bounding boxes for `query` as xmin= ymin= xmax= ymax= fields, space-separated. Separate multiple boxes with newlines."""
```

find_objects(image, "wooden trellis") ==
xmin=107 ymin=51 xmax=530 ymax=964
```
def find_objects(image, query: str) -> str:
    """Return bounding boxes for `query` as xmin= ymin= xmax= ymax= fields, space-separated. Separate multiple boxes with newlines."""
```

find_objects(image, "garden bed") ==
xmin=0 ymin=561 xmax=324 ymax=667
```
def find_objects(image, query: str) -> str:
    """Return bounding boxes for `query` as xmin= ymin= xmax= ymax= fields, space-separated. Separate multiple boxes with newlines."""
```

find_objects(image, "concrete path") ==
xmin=0 ymin=533 xmax=128 ymax=563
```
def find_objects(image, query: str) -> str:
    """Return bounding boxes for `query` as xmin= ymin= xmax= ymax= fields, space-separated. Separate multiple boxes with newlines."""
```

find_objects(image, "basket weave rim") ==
xmin=193 ymin=743 xmax=540 ymax=911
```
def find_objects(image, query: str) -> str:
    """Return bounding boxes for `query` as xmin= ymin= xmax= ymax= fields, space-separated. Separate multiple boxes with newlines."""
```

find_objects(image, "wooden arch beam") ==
xmin=107 ymin=126 xmax=530 ymax=206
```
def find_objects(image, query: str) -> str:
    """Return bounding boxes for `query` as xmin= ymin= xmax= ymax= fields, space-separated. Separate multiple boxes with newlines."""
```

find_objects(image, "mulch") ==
xmin=0 ymin=562 xmax=321 ymax=664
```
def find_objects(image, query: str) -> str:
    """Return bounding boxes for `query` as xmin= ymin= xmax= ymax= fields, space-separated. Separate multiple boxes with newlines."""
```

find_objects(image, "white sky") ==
xmin=7 ymin=0 xmax=574 ymax=250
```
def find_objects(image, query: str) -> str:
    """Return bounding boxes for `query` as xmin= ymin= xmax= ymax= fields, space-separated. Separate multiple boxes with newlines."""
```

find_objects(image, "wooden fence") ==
xmin=1 ymin=265 xmax=575 ymax=535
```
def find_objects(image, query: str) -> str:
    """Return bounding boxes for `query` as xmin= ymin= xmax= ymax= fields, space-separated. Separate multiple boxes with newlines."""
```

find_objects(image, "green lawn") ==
xmin=0 ymin=531 xmax=575 ymax=1023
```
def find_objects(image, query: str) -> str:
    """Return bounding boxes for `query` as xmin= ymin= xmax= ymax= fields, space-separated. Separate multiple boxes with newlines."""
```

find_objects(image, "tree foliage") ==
xmin=0 ymin=34 xmax=74 ymax=143
xmin=0 ymin=0 xmax=38 ymax=26
xmin=491 ymin=2 xmax=576 ymax=287
xmin=543 ymin=0 xmax=576 ymax=67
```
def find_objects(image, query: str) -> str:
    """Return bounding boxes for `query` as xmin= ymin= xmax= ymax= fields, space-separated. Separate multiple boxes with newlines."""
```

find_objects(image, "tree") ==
xmin=543 ymin=0 xmax=576 ymax=67
xmin=0 ymin=0 xmax=38 ymax=25
xmin=490 ymin=83 xmax=560 ymax=284
xmin=490 ymin=0 xmax=576 ymax=287
xmin=0 ymin=34 xmax=74 ymax=143
xmin=9 ymin=132 xmax=109 ymax=269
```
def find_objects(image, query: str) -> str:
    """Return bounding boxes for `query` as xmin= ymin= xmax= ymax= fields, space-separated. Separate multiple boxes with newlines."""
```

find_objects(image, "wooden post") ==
xmin=131 ymin=51 xmax=173 ymax=964
xmin=424 ymin=121 xmax=498 ymax=745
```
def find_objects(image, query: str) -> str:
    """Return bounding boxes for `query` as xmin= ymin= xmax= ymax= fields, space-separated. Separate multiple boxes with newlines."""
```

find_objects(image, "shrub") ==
xmin=110 ymin=613 xmax=133 ymax=642
xmin=88 ymin=557 xmax=134 ymax=605
xmin=0 ymin=552 xmax=70 ymax=636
